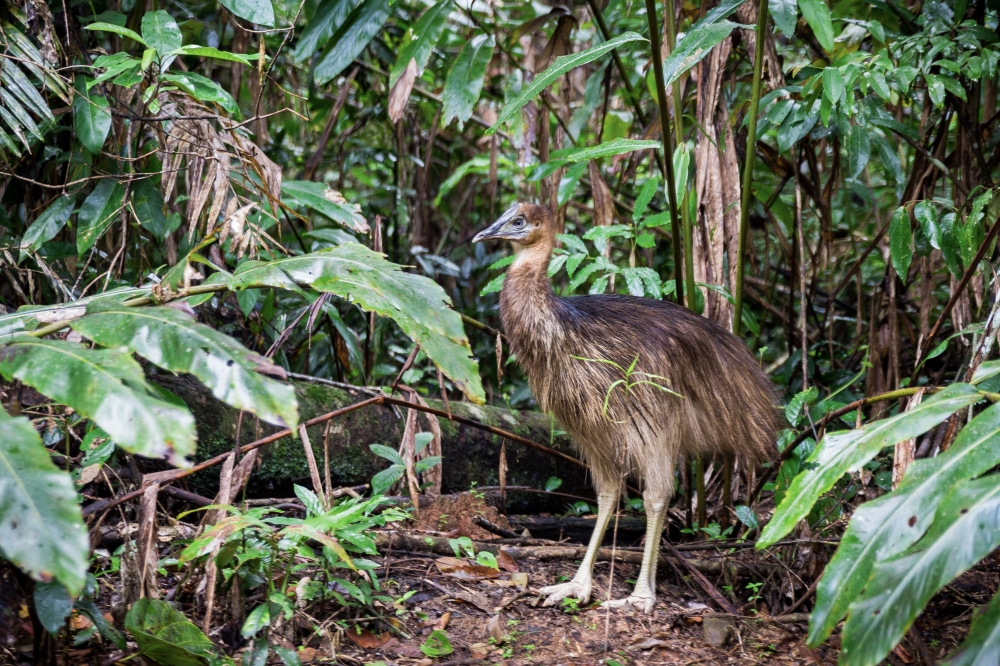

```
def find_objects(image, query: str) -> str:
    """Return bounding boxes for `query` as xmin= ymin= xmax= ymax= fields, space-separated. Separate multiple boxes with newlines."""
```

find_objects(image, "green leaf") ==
xmin=633 ymin=176 xmax=660 ymax=224
xmin=662 ymin=21 xmax=741 ymax=88
xmin=548 ymin=138 xmax=661 ymax=165
xmin=84 ymin=22 xmax=149 ymax=47
xmin=70 ymin=303 xmax=298 ymax=429
xmin=769 ymin=0 xmax=797 ymax=37
xmin=292 ymin=0 xmax=354 ymax=62
xmin=420 ymin=630 xmax=454 ymax=657
xmin=272 ymin=645 xmax=302 ymax=666
xmin=442 ymin=34 xmax=495 ymax=128
xmin=131 ymin=177 xmax=169 ymax=239
xmin=0 ymin=409 xmax=88 ymax=596
xmin=219 ymin=0 xmax=274 ymax=27
xmin=126 ymin=598 xmax=227 ymax=666
xmin=941 ymin=589 xmax=1000 ymax=666
xmin=34 ymin=581 xmax=73 ymax=633
xmin=0 ymin=337 xmax=197 ymax=466
xmin=488 ymin=32 xmax=646 ymax=134
xmin=77 ymin=180 xmax=124 ymax=256
xmin=160 ymin=72 xmax=239 ymax=116
xmin=840 ymin=475 xmax=1000 ymax=666
xmin=757 ymin=383 xmax=981 ymax=548
xmin=314 ymin=0 xmax=391 ymax=85
xmin=822 ymin=67 xmax=844 ymax=105
xmin=282 ymin=181 xmax=369 ymax=233
xmin=242 ymin=603 xmax=271 ymax=639
xmin=545 ymin=476 xmax=563 ymax=492
xmin=847 ymin=125 xmax=870 ymax=178
xmin=889 ymin=207 xmax=912 ymax=280
xmin=19 ymin=195 xmax=75 ymax=263
xmin=926 ymin=74 xmax=946 ymax=108
xmin=141 ymin=11 xmax=181 ymax=59
xmin=389 ymin=0 xmax=452 ymax=87
xmin=939 ymin=213 xmax=965 ymax=278
xmin=168 ymin=46 xmax=257 ymax=65
xmin=371 ymin=465 xmax=404 ymax=495
xmin=915 ymin=201 xmax=942 ymax=250
xmin=229 ymin=246 xmax=485 ymax=404
xmin=810 ymin=403 xmax=1000 ymax=647
xmin=73 ymin=77 xmax=111 ymax=155
xmin=369 ymin=443 xmax=404 ymax=466
xmin=798 ymin=0 xmax=834 ymax=51
xmin=735 ymin=505 xmax=758 ymax=530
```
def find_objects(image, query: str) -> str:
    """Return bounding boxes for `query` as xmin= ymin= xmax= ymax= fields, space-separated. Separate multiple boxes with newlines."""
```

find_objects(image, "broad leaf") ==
xmin=77 ymin=179 xmax=124 ymax=256
xmin=314 ymin=0 xmax=391 ymax=85
xmin=488 ymin=32 xmax=646 ymax=134
xmin=34 ymin=581 xmax=74 ymax=633
xmin=131 ymin=177 xmax=169 ymax=239
xmin=662 ymin=21 xmax=741 ymax=88
xmin=548 ymin=138 xmax=661 ymax=165
xmin=168 ymin=46 xmax=257 ymax=65
xmin=141 ymin=11 xmax=181 ymax=60
xmin=390 ymin=0 xmax=452 ymax=86
xmin=19 ymin=194 xmax=75 ymax=262
xmin=798 ymin=0 xmax=834 ymax=52
xmin=757 ymin=383 xmax=981 ymax=548
xmin=822 ymin=67 xmax=844 ymax=104
xmin=769 ymin=0 xmax=797 ymax=37
xmin=840 ymin=475 xmax=1000 ymax=666
xmin=219 ymin=0 xmax=275 ymax=27
xmin=84 ymin=22 xmax=149 ymax=47
xmin=229 ymin=246 xmax=485 ymax=403
xmin=942 ymin=590 xmax=1000 ymax=666
xmin=809 ymin=403 xmax=1000 ymax=646
xmin=71 ymin=302 xmax=299 ymax=429
xmin=73 ymin=77 xmax=111 ymax=155
xmin=292 ymin=0 xmax=354 ymax=62
xmin=126 ymin=598 xmax=228 ymax=666
xmin=0 ymin=337 xmax=196 ymax=466
xmin=888 ymin=206 xmax=912 ymax=280
xmin=441 ymin=34 xmax=495 ymax=127
xmin=847 ymin=125 xmax=870 ymax=178
xmin=160 ymin=72 xmax=239 ymax=116
xmin=0 ymin=409 xmax=88 ymax=595
xmin=282 ymin=181 xmax=369 ymax=233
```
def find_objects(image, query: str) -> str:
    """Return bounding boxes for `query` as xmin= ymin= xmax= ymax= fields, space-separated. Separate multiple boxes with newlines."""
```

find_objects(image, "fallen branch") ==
xmin=662 ymin=541 xmax=738 ymax=615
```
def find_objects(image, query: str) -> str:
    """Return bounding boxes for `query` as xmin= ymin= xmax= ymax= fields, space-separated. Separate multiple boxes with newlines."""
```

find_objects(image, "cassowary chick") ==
xmin=473 ymin=202 xmax=778 ymax=613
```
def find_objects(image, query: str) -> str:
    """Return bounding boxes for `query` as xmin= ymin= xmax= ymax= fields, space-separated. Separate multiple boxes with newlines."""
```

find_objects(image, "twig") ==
xmin=472 ymin=515 xmax=522 ymax=539
xmin=662 ymin=541 xmax=738 ymax=615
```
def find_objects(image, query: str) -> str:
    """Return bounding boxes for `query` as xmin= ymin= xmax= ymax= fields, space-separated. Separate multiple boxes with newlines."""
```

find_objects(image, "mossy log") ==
xmin=152 ymin=373 xmax=590 ymax=511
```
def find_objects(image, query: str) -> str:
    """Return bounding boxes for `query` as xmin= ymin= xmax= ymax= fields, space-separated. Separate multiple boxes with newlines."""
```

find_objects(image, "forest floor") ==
xmin=1 ymin=490 xmax=997 ymax=666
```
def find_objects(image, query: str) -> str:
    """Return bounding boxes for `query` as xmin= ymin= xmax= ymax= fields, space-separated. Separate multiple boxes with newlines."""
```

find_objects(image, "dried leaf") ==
xmin=497 ymin=549 xmax=518 ymax=573
xmin=487 ymin=613 xmax=507 ymax=642
xmin=388 ymin=58 xmax=418 ymax=123
xmin=434 ymin=556 xmax=501 ymax=580
xmin=345 ymin=629 xmax=391 ymax=649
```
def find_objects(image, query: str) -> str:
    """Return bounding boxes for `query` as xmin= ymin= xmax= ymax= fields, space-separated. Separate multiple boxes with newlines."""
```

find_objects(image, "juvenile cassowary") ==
xmin=473 ymin=202 xmax=779 ymax=613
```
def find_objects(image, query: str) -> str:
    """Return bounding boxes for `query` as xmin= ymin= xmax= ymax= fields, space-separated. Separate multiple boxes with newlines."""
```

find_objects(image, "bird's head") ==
xmin=472 ymin=202 xmax=554 ymax=248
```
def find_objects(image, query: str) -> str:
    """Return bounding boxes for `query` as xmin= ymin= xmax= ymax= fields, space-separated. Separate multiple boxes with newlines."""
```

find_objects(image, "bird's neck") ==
xmin=499 ymin=239 xmax=562 ymax=357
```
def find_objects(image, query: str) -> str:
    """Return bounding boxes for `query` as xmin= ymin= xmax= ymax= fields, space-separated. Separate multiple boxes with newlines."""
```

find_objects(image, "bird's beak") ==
xmin=473 ymin=204 xmax=522 ymax=243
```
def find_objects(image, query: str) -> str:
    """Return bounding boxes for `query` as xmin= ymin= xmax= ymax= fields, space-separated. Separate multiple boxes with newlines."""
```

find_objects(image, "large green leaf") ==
xmin=219 ymin=0 xmax=274 ymax=27
xmin=0 ymin=409 xmax=88 ymax=596
xmin=73 ymin=77 xmax=111 ymax=155
xmin=390 ymin=0 xmax=452 ymax=87
xmin=282 ymin=181 xmax=369 ymax=233
xmin=126 ymin=598 xmax=230 ymax=666
xmin=888 ymin=206 xmax=912 ymax=280
xmin=840 ymin=475 xmax=1000 ymax=666
xmin=661 ymin=21 xmax=741 ymax=88
xmin=769 ymin=0 xmax=797 ymax=37
xmin=487 ymin=32 xmax=646 ymax=134
xmin=757 ymin=383 xmax=981 ymax=548
xmin=798 ymin=0 xmax=834 ymax=52
xmin=229 ymin=246 xmax=485 ymax=403
xmin=160 ymin=72 xmax=239 ymax=117
xmin=131 ymin=177 xmax=169 ymax=239
xmin=0 ymin=337 xmax=196 ymax=466
xmin=77 ymin=179 xmax=124 ymax=256
xmin=19 ymin=194 xmax=76 ymax=263
xmin=941 ymin=590 xmax=1000 ymax=666
xmin=141 ymin=11 xmax=181 ymax=59
xmin=313 ymin=0 xmax=391 ymax=85
xmin=441 ymin=34 xmax=495 ymax=127
xmin=809 ymin=403 xmax=1000 ymax=646
xmin=548 ymin=138 xmax=662 ymax=164
xmin=847 ymin=124 xmax=870 ymax=178
xmin=84 ymin=22 xmax=149 ymax=47
xmin=71 ymin=302 xmax=299 ymax=429
xmin=292 ymin=0 xmax=355 ymax=62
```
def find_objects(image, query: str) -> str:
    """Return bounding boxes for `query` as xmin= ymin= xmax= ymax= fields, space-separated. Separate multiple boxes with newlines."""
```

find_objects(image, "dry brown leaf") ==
xmin=388 ymin=58 xmax=418 ymax=124
xmin=434 ymin=556 xmax=501 ymax=580
xmin=496 ymin=549 xmax=518 ymax=573
xmin=487 ymin=613 xmax=508 ymax=643
xmin=454 ymin=590 xmax=492 ymax=613
xmin=345 ymin=629 xmax=391 ymax=649
xmin=296 ymin=647 xmax=318 ymax=663
xmin=433 ymin=611 xmax=451 ymax=630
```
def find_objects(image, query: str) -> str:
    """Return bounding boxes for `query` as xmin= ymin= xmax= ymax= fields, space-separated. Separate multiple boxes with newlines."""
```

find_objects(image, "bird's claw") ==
xmin=538 ymin=579 xmax=592 ymax=607
xmin=605 ymin=594 xmax=656 ymax=614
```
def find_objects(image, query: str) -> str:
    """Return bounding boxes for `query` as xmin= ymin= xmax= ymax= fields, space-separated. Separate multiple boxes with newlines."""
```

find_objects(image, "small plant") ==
xmin=560 ymin=597 xmax=581 ymax=613
xmin=566 ymin=501 xmax=595 ymax=516
xmin=369 ymin=436 xmax=440 ymax=495
xmin=747 ymin=581 xmax=764 ymax=606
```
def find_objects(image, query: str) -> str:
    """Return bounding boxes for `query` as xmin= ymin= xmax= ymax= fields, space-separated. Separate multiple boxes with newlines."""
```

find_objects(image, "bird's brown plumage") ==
xmin=474 ymin=201 xmax=780 ymax=612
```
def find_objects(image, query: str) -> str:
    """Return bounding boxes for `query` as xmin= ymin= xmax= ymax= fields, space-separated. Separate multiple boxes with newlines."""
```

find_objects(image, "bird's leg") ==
xmin=538 ymin=485 xmax=619 ymax=607
xmin=609 ymin=488 xmax=668 ymax=614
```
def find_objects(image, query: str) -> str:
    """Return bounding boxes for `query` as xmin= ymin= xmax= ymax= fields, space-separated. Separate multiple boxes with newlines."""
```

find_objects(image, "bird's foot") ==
xmin=605 ymin=593 xmax=656 ymax=614
xmin=538 ymin=579 xmax=592 ymax=607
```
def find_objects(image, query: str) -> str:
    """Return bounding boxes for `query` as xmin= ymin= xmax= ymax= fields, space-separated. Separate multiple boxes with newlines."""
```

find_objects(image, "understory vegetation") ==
xmin=3 ymin=0 xmax=1000 ymax=662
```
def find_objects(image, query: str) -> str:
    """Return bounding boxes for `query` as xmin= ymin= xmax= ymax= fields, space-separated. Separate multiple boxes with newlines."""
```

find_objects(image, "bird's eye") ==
xmin=512 ymin=218 xmax=525 ymax=228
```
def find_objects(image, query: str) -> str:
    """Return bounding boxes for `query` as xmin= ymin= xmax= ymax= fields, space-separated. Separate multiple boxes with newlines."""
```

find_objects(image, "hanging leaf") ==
xmin=389 ymin=0 xmax=452 ymax=87
xmin=487 ymin=32 xmax=646 ymax=134
xmin=809 ymin=403 xmax=1000 ymax=647
xmin=441 ymin=34 xmax=495 ymax=128
xmin=757 ymin=383 xmax=981 ymax=548
xmin=72 ymin=77 xmax=111 ymax=155
xmin=941 ymin=590 xmax=1000 ymax=666
xmin=19 ymin=194 xmax=76 ymax=263
xmin=140 ymin=11 xmax=181 ymax=59
xmin=292 ymin=0 xmax=355 ymax=62
xmin=71 ymin=302 xmax=299 ymax=429
xmin=160 ymin=72 xmax=239 ymax=116
xmin=282 ymin=181 xmax=369 ymax=233
xmin=126 ymin=598 xmax=228 ymax=666
xmin=661 ymin=21 xmax=741 ymax=88
xmin=847 ymin=125 xmax=870 ymax=178
xmin=219 ymin=0 xmax=275 ymax=27
xmin=798 ymin=0 xmax=835 ymax=51
xmin=0 ymin=337 xmax=197 ymax=466
xmin=131 ymin=177 xmax=169 ymax=239
xmin=888 ymin=206 xmax=912 ymax=281
xmin=77 ymin=179 xmax=124 ymax=256
xmin=0 ymin=409 xmax=88 ymax=596
xmin=840 ymin=475 xmax=1000 ymax=666
xmin=633 ymin=176 xmax=660 ymax=224
xmin=33 ymin=582 xmax=74 ymax=633
xmin=229 ymin=246 xmax=485 ymax=403
xmin=769 ymin=0 xmax=797 ymax=37
xmin=314 ymin=0 xmax=391 ymax=85
xmin=822 ymin=67 xmax=844 ymax=104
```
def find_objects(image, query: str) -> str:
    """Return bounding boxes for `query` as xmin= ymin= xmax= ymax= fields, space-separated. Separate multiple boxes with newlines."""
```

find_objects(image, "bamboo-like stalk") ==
xmin=732 ymin=0 xmax=770 ymax=334
xmin=644 ymin=0 xmax=685 ymax=306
